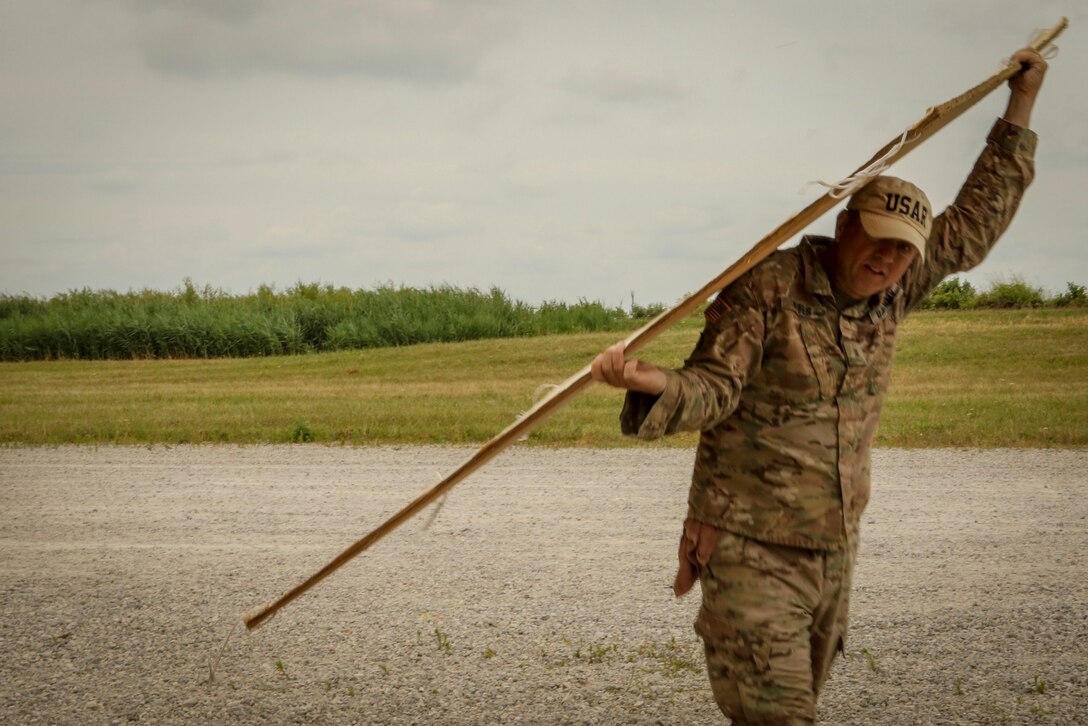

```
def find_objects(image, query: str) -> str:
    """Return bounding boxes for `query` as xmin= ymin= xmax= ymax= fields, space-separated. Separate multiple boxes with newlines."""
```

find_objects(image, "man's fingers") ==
xmin=591 ymin=342 xmax=627 ymax=387
xmin=591 ymin=341 xmax=666 ymax=394
xmin=590 ymin=353 xmax=605 ymax=382
xmin=1009 ymin=47 xmax=1048 ymax=94
xmin=606 ymin=341 xmax=626 ymax=387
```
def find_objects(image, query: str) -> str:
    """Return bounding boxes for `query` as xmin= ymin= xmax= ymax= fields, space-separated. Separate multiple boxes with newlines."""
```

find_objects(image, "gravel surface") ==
xmin=1 ymin=445 xmax=1086 ymax=725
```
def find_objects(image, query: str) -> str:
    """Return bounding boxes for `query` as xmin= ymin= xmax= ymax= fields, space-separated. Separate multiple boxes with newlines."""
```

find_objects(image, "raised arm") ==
xmin=901 ymin=48 xmax=1047 ymax=310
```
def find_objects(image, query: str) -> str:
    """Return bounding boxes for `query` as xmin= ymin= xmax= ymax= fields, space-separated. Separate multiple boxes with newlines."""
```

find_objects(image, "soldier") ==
xmin=591 ymin=48 xmax=1048 ymax=725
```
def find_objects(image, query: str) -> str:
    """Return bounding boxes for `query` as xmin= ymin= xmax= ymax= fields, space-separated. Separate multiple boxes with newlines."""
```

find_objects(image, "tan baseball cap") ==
xmin=846 ymin=176 xmax=932 ymax=255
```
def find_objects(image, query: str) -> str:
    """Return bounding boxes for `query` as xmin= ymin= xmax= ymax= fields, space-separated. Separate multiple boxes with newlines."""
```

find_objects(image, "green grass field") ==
xmin=1 ymin=309 xmax=1085 ymax=448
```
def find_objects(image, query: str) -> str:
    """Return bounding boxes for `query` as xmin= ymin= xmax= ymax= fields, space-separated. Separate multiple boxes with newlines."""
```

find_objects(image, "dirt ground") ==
xmin=1 ymin=445 xmax=1085 ymax=725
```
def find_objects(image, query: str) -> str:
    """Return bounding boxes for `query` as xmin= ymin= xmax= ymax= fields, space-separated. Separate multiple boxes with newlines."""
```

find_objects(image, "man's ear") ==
xmin=834 ymin=209 xmax=850 ymax=241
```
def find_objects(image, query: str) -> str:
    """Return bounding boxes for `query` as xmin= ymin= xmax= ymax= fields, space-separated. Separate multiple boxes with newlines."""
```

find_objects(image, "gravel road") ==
xmin=1 ymin=446 xmax=1085 ymax=725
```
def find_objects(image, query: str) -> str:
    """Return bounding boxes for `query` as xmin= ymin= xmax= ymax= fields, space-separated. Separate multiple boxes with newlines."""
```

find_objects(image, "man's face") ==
xmin=827 ymin=211 xmax=918 ymax=299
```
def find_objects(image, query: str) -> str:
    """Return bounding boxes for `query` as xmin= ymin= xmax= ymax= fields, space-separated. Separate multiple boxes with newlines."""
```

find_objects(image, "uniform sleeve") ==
xmin=902 ymin=117 xmax=1037 ymax=310
xmin=620 ymin=275 xmax=766 ymax=439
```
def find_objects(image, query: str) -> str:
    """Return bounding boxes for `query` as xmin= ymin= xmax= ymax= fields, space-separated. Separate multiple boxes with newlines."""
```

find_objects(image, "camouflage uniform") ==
xmin=620 ymin=118 xmax=1036 ymax=725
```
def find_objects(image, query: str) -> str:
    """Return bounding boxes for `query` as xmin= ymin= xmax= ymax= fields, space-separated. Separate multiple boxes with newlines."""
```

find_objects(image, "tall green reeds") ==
xmin=0 ymin=280 xmax=642 ymax=361
xmin=5 ymin=276 xmax=1082 ymax=361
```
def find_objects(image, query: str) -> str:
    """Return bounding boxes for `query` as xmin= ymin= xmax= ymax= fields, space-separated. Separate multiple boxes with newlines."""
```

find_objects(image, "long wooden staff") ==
xmin=244 ymin=18 xmax=1066 ymax=630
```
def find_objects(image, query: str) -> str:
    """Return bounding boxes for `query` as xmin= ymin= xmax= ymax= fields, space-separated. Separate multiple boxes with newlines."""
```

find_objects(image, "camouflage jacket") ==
xmin=621 ymin=118 xmax=1037 ymax=550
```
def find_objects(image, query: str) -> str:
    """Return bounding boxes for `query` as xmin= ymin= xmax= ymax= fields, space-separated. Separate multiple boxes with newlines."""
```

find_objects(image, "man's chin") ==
xmin=852 ymin=273 xmax=897 ymax=300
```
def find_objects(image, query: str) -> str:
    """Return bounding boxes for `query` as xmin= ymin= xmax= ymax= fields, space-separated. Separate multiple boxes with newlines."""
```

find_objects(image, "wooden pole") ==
xmin=244 ymin=18 xmax=1066 ymax=631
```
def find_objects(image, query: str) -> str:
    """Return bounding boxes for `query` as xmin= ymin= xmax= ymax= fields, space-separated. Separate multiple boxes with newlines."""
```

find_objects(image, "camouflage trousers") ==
xmin=694 ymin=530 xmax=857 ymax=725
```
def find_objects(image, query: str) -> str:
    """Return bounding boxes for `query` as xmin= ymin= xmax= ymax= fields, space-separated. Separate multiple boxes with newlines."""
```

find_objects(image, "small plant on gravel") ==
xmin=859 ymin=647 xmax=878 ymax=673
xmin=542 ymin=650 xmax=570 ymax=670
xmin=1033 ymin=675 xmax=1047 ymax=694
xmin=564 ymin=639 xmax=617 ymax=664
xmin=954 ymin=677 xmax=964 ymax=696
xmin=483 ymin=647 xmax=496 ymax=659
xmin=585 ymin=643 xmax=616 ymax=663
xmin=433 ymin=627 xmax=453 ymax=654
xmin=275 ymin=659 xmax=288 ymax=677
xmin=636 ymin=637 xmax=701 ymax=677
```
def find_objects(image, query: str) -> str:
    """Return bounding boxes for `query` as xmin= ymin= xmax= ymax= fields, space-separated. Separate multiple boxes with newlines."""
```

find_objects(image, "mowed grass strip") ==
xmin=879 ymin=309 xmax=1088 ymax=447
xmin=1 ymin=309 xmax=1085 ymax=447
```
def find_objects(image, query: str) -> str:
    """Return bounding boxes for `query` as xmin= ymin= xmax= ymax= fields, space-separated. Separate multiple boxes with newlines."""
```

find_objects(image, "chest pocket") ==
xmin=840 ymin=316 xmax=897 ymax=397
xmin=790 ymin=302 xmax=842 ymax=401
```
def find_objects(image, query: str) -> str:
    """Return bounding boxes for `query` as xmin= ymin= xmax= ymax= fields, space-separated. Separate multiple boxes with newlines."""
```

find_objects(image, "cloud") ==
xmin=127 ymin=0 xmax=510 ymax=83
xmin=127 ymin=0 xmax=265 ymax=24
xmin=88 ymin=167 xmax=140 ymax=192
xmin=563 ymin=67 xmax=686 ymax=105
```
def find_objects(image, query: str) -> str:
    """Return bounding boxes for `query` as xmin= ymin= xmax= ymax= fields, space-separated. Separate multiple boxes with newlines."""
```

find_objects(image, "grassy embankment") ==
xmin=1 ymin=309 xmax=1085 ymax=448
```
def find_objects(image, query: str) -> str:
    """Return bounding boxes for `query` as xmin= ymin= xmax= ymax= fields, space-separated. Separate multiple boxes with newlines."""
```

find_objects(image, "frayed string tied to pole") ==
xmin=1029 ymin=26 xmax=1060 ymax=60
xmin=804 ymin=127 xmax=915 ymax=200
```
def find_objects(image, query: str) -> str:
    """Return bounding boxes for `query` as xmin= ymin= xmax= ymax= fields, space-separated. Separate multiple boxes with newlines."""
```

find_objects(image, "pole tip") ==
xmin=243 ymin=604 xmax=272 ymax=631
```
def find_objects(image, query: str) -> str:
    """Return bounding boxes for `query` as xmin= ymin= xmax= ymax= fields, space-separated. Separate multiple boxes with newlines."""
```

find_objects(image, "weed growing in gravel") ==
xmin=433 ymin=627 xmax=453 ymax=654
xmin=859 ymin=647 xmax=879 ymax=673
xmin=1032 ymin=675 xmax=1047 ymax=694
xmin=584 ymin=643 xmax=617 ymax=663
xmin=542 ymin=648 xmax=569 ymax=670
xmin=569 ymin=640 xmax=617 ymax=663
xmin=633 ymin=637 xmax=701 ymax=677
xmin=542 ymin=638 xmax=618 ymax=669
xmin=484 ymin=648 xmax=496 ymax=659
xmin=955 ymin=677 xmax=964 ymax=696
xmin=274 ymin=659 xmax=288 ymax=677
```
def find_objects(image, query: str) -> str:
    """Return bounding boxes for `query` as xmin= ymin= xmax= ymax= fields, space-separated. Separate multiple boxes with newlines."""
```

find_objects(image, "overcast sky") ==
xmin=2 ymin=1 xmax=1084 ymax=307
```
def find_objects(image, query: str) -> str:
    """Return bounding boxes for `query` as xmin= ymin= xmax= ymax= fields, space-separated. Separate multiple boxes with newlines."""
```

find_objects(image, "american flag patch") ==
xmin=704 ymin=296 xmax=732 ymax=324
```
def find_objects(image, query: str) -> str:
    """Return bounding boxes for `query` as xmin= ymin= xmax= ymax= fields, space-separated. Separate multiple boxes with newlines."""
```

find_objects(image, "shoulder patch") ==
xmin=704 ymin=296 xmax=732 ymax=324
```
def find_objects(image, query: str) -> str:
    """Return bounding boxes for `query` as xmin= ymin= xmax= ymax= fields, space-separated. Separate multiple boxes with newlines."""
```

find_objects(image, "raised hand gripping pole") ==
xmin=243 ymin=18 xmax=1066 ymax=631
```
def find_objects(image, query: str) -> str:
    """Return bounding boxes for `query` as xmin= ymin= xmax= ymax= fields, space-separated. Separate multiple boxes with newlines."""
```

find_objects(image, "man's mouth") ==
xmin=864 ymin=264 xmax=885 ymax=276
